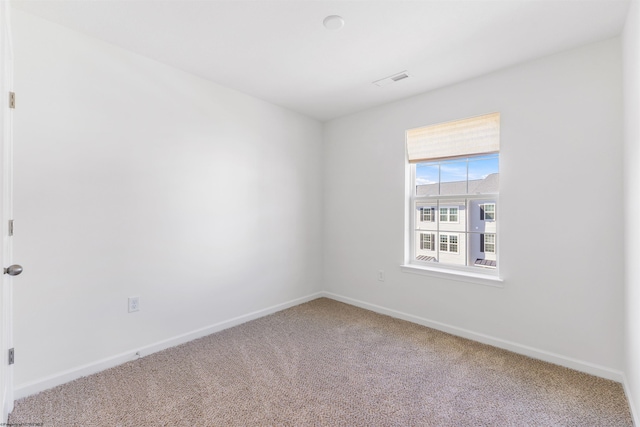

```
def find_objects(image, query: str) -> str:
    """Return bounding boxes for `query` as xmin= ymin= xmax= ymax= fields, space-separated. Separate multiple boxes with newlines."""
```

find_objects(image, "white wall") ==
xmin=324 ymin=38 xmax=624 ymax=377
xmin=623 ymin=0 xmax=640 ymax=423
xmin=11 ymin=11 xmax=323 ymax=392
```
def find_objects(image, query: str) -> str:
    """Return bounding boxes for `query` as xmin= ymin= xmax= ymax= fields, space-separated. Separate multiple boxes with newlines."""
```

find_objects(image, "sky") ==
xmin=415 ymin=154 xmax=499 ymax=186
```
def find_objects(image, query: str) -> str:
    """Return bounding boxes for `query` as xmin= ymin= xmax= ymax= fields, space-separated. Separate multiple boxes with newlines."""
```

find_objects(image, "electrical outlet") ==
xmin=378 ymin=270 xmax=385 ymax=282
xmin=128 ymin=296 xmax=140 ymax=313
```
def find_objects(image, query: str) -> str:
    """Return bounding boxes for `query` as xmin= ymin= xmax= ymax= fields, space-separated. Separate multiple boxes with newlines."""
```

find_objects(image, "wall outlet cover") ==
xmin=128 ymin=297 xmax=140 ymax=313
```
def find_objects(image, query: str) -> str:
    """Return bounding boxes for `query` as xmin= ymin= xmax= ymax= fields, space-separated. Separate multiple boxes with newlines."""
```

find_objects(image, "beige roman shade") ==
xmin=406 ymin=112 xmax=500 ymax=163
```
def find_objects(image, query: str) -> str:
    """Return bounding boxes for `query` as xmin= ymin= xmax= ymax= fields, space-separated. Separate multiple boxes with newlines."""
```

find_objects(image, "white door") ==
xmin=0 ymin=0 xmax=15 ymax=420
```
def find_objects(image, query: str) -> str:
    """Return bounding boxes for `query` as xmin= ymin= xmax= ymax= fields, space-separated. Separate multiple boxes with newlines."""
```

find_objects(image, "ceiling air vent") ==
xmin=373 ymin=71 xmax=411 ymax=87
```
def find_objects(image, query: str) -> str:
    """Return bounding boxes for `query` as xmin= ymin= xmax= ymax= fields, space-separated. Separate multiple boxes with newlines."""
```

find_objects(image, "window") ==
xmin=481 ymin=234 xmax=496 ymax=253
xmin=421 ymin=207 xmax=434 ymax=222
xmin=439 ymin=208 xmax=447 ymax=222
xmin=406 ymin=113 xmax=499 ymax=275
xmin=439 ymin=207 xmax=458 ymax=223
xmin=440 ymin=234 xmax=459 ymax=253
xmin=480 ymin=203 xmax=495 ymax=221
xmin=420 ymin=233 xmax=435 ymax=250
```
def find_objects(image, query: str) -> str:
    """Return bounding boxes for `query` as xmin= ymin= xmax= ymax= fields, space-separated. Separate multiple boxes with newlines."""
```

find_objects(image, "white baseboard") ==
xmin=14 ymin=292 xmax=324 ymax=400
xmin=321 ymin=291 xmax=625 ymax=383
xmin=622 ymin=374 xmax=640 ymax=426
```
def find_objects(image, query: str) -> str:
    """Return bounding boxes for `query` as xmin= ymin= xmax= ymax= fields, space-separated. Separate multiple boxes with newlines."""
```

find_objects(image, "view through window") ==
xmin=413 ymin=154 xmax=498 ymax=270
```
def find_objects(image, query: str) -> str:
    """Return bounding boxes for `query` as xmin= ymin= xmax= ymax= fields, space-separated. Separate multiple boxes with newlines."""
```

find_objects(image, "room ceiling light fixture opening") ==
xmin=323 ymin=15 xmax=344 ymax=30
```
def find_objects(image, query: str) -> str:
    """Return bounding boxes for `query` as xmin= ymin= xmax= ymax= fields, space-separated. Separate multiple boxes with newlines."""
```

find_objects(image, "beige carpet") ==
xmin=9 ymin=298 xmax=633 ymax=426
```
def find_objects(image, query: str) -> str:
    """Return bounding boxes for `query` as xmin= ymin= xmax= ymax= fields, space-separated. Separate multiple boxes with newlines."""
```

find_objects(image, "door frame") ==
xmin=0 ymin=0 xmax=15 ymax=420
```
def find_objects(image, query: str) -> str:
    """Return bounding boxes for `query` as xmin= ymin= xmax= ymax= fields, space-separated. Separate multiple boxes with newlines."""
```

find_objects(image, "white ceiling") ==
xmin=12 ymin=0 xmax=630 ymax=122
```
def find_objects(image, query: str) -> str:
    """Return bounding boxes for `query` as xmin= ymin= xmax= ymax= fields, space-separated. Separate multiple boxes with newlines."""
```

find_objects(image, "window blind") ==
xmin=406 ymin=112 xmax=500 ymax=163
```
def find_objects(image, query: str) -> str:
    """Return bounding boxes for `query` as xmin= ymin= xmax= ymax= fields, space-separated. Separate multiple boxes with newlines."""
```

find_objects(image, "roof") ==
xmin=416 ymin=173 xmax=499 ymax=197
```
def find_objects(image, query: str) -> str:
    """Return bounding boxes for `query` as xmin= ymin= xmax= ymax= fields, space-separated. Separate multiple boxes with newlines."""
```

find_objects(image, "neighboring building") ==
xmin=415 ymin=173 xmax=498 ymax=268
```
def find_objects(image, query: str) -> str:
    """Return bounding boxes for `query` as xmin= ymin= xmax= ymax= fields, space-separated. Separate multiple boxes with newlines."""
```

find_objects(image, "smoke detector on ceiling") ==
xmin=323 ymin=15 xmax=344 ymax=30
xmin=373 ymin=71 xmax=411 ymax=87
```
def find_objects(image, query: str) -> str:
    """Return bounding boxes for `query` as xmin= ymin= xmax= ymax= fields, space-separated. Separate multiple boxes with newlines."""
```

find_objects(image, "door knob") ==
xmin=4 ymin=265 xmax=23 ymax=276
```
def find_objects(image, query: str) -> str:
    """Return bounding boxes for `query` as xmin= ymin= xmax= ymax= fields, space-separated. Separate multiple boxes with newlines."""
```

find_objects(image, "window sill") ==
xmin=400 ymin=264 xmax=504 ymax=288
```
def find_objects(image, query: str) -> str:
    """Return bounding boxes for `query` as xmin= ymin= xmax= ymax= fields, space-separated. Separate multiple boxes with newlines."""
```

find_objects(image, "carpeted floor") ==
xmin=9 ymin=298 xmax=633 ymax=426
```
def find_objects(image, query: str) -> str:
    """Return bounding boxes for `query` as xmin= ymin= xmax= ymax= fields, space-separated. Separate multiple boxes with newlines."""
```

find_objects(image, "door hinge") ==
xmin=8 ymin=348 xmax=14 ymax=365
xmin=9 ymin=92 xmax=15 ymax=109
xmin=8 ymin=219 xmax=13 ymax=237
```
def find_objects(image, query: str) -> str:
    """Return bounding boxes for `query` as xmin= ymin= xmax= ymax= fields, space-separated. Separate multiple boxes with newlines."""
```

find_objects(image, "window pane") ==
xmin=449 ymin=235 xmax=458 ymax=252
xmin=449 ymin=207 xmax=458 ymax=222
xmin=469 ymin=232 xmax=497 ymax=268
xmin=440 ymin=234 xmax=448 ymax=251
xmin=468 ymin=154 xmax=499 ymax=194
xmin=416 ymin=203 xmax=437 ymax=230
xmin=415 ymin=231 xmax=437 ymax=261
xmin=440 ymin=159 xmax=468 ymax=195
xmin=484 ymin=204 xmax=495 ymax=220
xmin=415 ymin=163 xmax=440 ymax=196
xmin=438 ymin=233 xmax=465 ymax=264
xmin=484 ymin=233 xmax=496 ymax=254
xmin=440 ymin=208 xmax=448 ymax=222
xmin=426 ymin=234 xmax=434 ymax=250
xmin=439 ymin=201 xmax=464 ymax=228
xmin=470 ymin=200 xmax=497 ymax=232
xmin=410 ymin=152 xmax=499 ymax=272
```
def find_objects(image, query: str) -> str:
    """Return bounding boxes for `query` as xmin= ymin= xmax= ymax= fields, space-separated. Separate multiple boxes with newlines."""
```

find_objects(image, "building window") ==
xmin=439 ymin=207 xmax=458 ymax=223
xmin=439 ymin=208 xmax=447 ymax=222
xmin=440 ymin=234 xmax=459 ymax=253
xmin=407 ymin=112 xmax=500 ymax=274
xmin=420 ymin=233 xmax=435 ymax=250
xmin=421 ymin=207 xmax=434 ymax=222
xmin=480 ymin=203 xmax=496 ymax=221
xmin=481 ymin=233 xmax=496 ymax=253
